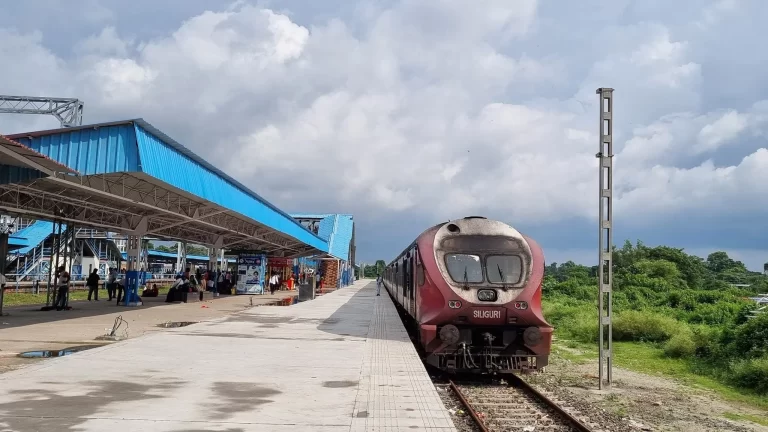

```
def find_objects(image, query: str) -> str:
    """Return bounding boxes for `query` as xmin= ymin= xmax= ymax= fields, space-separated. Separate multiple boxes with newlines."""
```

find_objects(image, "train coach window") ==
xmin=486 ymin=255 xmax=523 ymax=284
xmin=417 ymin=263 xmax=425 ymax=286
xmin=445 ymin=254 xmax=483 ymax=283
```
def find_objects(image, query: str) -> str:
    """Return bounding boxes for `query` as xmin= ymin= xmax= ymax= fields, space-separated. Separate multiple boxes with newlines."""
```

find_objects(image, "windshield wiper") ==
xmin=463 ymin=267 xmax=470 ymax=290
xmin=497 ymin=264 xmax=508 ymax=291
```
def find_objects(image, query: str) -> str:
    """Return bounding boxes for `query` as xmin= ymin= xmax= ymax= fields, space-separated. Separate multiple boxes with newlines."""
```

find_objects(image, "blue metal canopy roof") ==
xmin=7 ymin=119 xmax=328 ymax=253
xmin=291 ymin=213 xmax=354 ymax=262
xmin=10 ymin=220 xmax=57 ymax=254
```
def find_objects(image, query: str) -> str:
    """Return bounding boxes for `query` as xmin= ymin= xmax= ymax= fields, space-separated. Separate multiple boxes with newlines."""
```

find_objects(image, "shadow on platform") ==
xmin=316 ymin=281 xmax=408 ymax=342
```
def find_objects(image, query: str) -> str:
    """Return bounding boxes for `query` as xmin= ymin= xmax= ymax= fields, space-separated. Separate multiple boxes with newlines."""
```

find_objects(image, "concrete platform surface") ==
xmin=0 ymin=280 xmax=456 ymax=432
xmin=0 ymin=290 xmax=298 ymax=375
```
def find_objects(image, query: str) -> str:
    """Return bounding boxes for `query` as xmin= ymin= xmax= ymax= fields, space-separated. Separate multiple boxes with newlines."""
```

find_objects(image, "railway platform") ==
xmin=0 ymin=280 xmax=456 ymax=431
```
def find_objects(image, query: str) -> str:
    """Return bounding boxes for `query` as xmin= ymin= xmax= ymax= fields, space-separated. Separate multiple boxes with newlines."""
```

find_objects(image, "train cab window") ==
xmin=486 ymin=255 xmax=523 ymax=284
xmin=444 ymin=254 xmax=483 ymax=283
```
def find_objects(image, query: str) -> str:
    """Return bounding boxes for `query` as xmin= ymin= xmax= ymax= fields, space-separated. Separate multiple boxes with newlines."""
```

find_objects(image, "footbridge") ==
xmin=0 ymin=119 xmax=332 ymax=273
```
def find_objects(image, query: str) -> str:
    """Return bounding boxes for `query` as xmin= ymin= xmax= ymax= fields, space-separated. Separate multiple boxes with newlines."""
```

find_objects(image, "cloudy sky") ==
xmin=1 ymin=0 xmax=768 ymax=270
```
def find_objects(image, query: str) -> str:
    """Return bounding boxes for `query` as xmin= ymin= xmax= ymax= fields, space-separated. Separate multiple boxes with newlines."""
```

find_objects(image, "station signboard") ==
xmin=267 ymin=257 xmax=293 ymax=267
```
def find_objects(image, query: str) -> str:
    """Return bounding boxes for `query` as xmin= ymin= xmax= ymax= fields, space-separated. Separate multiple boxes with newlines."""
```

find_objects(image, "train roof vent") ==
xmin=463 ymin=216 xmax=487 ymax=219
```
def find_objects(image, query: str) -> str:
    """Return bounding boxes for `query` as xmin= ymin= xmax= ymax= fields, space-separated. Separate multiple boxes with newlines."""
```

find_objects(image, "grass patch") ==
xmin=723 ymin=412 xmax=768 ymax=427
xmin=602 ymin=393 xmax=629 ymax=418
xmin=2 ymin=287 xmax=171 ymax=307
xmin=551 ymin=343 xmax=594 ymax=365
xmin=553 ymin=339 xmax=768 ymax=411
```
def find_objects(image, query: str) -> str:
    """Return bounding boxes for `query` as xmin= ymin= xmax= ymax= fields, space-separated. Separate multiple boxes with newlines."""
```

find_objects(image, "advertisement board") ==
xmin=236 ymin=254 xmax=266 ymax=295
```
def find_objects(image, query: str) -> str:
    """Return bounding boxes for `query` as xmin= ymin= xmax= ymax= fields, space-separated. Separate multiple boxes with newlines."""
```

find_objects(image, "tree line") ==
xmin=357 ymin=260 xmax=386 ymax=278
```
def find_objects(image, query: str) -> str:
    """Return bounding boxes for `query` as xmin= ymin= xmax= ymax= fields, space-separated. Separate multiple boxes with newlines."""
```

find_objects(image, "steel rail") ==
xmin=448 ymin=379 xmax=489 ymax=432
xmin=508 ymin=374 xmax=593 ymax=432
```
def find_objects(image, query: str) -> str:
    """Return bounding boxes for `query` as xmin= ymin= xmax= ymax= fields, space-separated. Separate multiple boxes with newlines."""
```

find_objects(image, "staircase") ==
xmin=85 ymin=238 xmax=109 ymax=260
xmin=76 ymin=227 xmax=114 ymax=239
xmin=6 ymin=220 xmax=151 ymax=280
xmin=6 ymin=225 xmax=73 ymax=281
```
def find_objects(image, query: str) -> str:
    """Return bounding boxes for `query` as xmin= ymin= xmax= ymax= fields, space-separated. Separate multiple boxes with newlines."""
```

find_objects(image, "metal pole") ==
xmin=176 ymin=241 xmax=182 ymax=273
xmin=66 ymin=225 xmax=76 ymax=308
xmin=45 ymin=223 xmax=55 ymax=306
xmin=0 ymin=232 xmax=8 ymax=316
xmin=596 ymin=87 xmax=614 ymax=390
xmin=51 ymin=221 xmax=62 ymax=307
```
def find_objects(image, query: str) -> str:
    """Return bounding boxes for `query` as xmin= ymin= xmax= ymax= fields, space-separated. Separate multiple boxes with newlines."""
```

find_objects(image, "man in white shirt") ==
xmin=115 ymin=272 xmax=125 ymax=305
xmin=107 ymin=268 xmax=117 ymax=300
xmin=269 ymin=273 xmax=279 ymax=295
xmin=55 ymin=266 xmax=70 ymax=311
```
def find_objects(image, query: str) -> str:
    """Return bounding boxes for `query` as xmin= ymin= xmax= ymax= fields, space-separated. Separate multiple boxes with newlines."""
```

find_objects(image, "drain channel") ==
xmin=157 ymin=321 xmax=199 ymax=328
xmin=18 ymin=345 xmax=102 ymax=359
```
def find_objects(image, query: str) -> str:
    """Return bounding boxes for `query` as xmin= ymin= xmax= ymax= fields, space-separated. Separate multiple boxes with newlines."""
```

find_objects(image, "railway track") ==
xmin=444 ymin=375 xmax=594 ymax=432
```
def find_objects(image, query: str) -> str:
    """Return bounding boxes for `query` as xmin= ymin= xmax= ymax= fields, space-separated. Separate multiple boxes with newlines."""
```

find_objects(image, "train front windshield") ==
xmin=440 ymin=235 xmax=528 ymax=286
xmin=445 ymin=254 xmax=483 ymax=283
xmin=486 ymin=255 xmax=523 ymax=284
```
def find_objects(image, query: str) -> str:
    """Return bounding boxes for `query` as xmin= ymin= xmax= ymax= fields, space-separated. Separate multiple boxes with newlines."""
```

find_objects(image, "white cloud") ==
xmin=75 ymin=27 xmax=129 ymax=57
xmin=696 ymin=110 xmax=749 ymax=153
xmin=696 ymin=0 xmax=740 ymax=29
xmin=1 ymin=0 xmax=768 ymax=260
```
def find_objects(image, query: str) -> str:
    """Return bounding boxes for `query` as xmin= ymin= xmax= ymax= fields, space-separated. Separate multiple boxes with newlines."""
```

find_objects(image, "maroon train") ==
xmin=382 ymin=216 xmax=553 ymax=374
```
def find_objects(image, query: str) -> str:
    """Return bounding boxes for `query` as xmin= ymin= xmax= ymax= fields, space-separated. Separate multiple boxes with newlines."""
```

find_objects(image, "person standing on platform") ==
xmin=217 ymin=270 xmax=225 ymax=294
xmin=206 ymin=270 xmax=215 ymax=293
xmin=201 ymin=270 xmax=210 ymax=301
xmin=86 ymin=269 xmax=100 ymax=301
xmin=115 ymin=271 xmax=126 ymax=305
xmin=376 ymin=274 xmax=382 ymax=296
xmin=54 ymin=266 xmax=70 ymax=311
xmin=0 ymin=271 xmax=7 ymax=316
xmin=106 ymin=268 xmax=117 ymax=301
xmin=268 ymin=273 xmax=278 ymax=295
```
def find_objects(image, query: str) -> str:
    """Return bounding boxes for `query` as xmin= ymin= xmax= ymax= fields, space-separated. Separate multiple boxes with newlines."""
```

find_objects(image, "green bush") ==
xmin=542 ymin=297 xmax=598 ymax=343
xmin=688 ymin=302 xmax=742 ymax=326
xmin=689 ymin=325 xmax=721 ymax=358
xmin=664 ymin=332 xmax=696 ymax=358
xmin=613 ymin=310 xmax=685 ymax=342
xmin=730 ymin=314 xmax=768 ymax=359
xmin=667 ymin=290 xmax=698 ymax=311
xmin=729 ymin=356 xmax=768 ymax=394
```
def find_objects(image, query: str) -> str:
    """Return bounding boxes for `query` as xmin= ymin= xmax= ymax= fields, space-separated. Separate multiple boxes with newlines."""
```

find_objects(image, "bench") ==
xmin=183 ymin=291 xmax=214 ymax=303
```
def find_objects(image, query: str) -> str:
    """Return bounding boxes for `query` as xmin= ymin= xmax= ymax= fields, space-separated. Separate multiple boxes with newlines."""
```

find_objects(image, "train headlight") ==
xmin=514 ymin=301 xmax=528 ymax=310
xmin=477 ymin=289 xmax=497 ymax=302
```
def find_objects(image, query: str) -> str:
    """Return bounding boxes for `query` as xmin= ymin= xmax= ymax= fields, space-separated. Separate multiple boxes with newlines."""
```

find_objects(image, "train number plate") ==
xmin=469 ymin=307 xmax=506 ymax=324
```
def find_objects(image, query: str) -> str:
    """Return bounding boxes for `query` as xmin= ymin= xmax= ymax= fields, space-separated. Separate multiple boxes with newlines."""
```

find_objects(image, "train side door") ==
xmin=406 ymin=249 xmax=415 ymax=316
xmin=403 ymin=252 xmax=412 ymax=314
xmin=396 ymin=262 xmax=402 ymax=302
xmin=392 ymin=262 xmax=400 ymax=300
xmin=412 ymin=248 xmax=420 ymax=317
xmin=398 ymin=256 xmax=408 ymax=307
